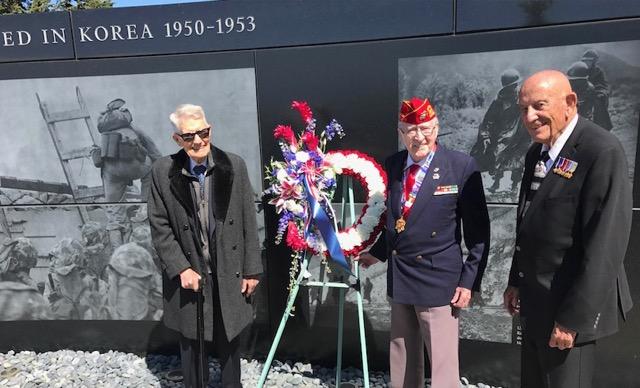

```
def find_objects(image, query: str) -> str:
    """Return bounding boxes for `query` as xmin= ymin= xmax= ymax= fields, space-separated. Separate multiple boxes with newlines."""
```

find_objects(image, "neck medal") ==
xmin=397 ymin=148 xmax=437 ymax=233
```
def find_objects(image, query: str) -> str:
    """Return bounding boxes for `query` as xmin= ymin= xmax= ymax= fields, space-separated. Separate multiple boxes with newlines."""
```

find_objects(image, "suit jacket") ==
xmin=147 ymin=146 xmax=262 ymax=341
xmin=369 ymin=146 xmax=490 ymax=307
xmin=508 ymin=116 xmax=633 ymax=343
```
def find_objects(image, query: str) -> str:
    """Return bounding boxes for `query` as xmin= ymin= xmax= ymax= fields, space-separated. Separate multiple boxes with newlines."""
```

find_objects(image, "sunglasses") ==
xmin=176 ymin=127 xmax=211 ymax=142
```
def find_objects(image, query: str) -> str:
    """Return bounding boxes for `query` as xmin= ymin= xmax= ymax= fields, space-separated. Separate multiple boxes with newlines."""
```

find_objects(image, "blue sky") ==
xmin=114 ymin=0 xmax=211 ymax=7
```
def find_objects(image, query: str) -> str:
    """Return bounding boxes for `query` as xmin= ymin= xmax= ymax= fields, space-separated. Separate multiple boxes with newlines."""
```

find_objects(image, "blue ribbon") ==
xmin=303 ymin=178 xmax=352 ymax=275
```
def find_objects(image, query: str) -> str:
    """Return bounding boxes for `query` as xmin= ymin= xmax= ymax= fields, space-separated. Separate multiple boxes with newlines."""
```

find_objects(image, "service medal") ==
xmin=395 ymin=217 xmax=406 ymax=233
xmin=553 ymin=157 xmax=578 ymax=179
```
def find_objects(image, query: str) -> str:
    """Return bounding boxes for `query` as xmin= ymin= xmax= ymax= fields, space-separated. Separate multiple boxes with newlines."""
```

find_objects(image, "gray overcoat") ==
xmin=147 ymin=146 xmax=262 ymax=341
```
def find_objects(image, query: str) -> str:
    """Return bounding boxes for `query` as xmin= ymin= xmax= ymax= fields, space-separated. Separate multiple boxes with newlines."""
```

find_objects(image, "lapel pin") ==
xmin=434 ymin=167 xmax=440 ymax=172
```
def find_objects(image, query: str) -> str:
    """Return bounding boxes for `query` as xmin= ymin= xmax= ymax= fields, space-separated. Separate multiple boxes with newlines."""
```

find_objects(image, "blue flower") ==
xmin=324 ymin=178 xmax=336 ymax=188
xmin=283 ymin=150 xmax=296 ymax=162
xmin=309 ymin=151 xmax=323 ymax=166
xmin=325 ymin=119 xmax=345 ymax=141
xmin=305 ymin=118 xmax=317 ymax=132
xmin=276 ymin=211 xmax=294 ymax=241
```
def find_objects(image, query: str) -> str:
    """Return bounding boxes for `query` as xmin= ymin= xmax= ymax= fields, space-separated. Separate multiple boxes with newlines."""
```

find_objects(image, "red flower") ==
xmin=301 ymin=131 xmax=319 ymax=151
xmin=274 ymin=125 xmax=297 ymax=145
xmin=291 ymin=101 xmax=313 ymax=124
xmin=285 ymin=221 xmax=307 ymax=251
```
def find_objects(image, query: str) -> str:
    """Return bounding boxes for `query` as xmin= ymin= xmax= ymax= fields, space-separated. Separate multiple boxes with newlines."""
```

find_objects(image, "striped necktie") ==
xmin=526 ymin=150 xmax=550 ymax=201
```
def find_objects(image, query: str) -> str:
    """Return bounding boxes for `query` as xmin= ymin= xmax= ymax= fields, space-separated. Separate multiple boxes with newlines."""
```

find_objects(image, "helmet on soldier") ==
xmin=0 ymin=238 xmax=38 ymax=273
xmin=81 ymin=221 xmax=108 ymax=245
xmin=49 ymin=238 xmax=86 ymax=275
xmin=500 ymin=68 xmax=521 ymax=88
xmin=581 ymin=49 xmax=599 ymax=61
xmin=567 ymin=61 xmax=590 ymax=80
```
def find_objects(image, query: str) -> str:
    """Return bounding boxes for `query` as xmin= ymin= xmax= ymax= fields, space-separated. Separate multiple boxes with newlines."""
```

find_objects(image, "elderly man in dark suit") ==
xmin=358 ymin=97 xmax=490 ymax=388
xmin=503 ymin=70 xmax=633 ymax=388
xmin=148 ymin=104 xmax=262 ymax=388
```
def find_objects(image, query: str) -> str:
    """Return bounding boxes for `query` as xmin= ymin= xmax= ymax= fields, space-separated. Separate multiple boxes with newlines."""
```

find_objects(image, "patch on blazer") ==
xmin=434 ymin=185 xmax=458 ymax=195
xmin=553 ymin=157 xmax=578 ymax=179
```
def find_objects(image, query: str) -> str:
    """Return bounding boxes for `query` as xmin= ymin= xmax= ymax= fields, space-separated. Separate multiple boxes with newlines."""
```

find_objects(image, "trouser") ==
xmin=102 ymin=169 xmax=151 ymax=202
xmin=521 ymin=329 xmax=595 ymax=388
xmin=390 ymin=302 xmax=460 ymax=388
xmin=180 ymin=276 xmax=241 ymax=388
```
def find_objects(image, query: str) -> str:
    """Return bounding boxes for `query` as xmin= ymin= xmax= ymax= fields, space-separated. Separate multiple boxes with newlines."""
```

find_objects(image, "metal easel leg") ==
xmin=354 ymin=264 xmax=370 ymax=388
xmin=257 ymin=255 xmax=310 ymax=388
xmin=336 ymin=287 xmax=345 ymax=388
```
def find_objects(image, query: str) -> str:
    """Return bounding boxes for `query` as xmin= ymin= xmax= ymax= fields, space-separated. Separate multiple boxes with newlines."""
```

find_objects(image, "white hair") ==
xmin=169 ymin=104 xmax=208 ymax=130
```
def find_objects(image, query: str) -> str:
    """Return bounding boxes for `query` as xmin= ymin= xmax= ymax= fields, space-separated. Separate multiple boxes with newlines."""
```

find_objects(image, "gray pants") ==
xmin=390 ymin=302 xmax=460 ymax=388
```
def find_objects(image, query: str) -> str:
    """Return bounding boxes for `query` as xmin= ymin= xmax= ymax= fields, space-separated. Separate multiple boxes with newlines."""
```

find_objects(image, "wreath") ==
xmin=263 ymin=101 xmax=387 ymax=276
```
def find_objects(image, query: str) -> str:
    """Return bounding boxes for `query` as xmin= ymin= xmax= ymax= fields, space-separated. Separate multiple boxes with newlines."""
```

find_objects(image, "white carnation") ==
xmin=276 ymin=169 xmax=288 ymax=182
xmin=285 ymin=200 xmax=304 ymax=216
xmin=295 ymin=151 xmax=310 ymax=163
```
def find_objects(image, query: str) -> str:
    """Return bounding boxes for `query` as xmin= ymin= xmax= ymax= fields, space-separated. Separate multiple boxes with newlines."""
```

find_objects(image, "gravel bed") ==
xmin=0 ymin=350 xmax=503 ymax=387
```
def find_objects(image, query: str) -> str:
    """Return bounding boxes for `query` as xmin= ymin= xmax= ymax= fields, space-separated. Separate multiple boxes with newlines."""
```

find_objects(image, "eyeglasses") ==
xmin=399 ymin=123 xmax=438 ymax=137
xmin=176 ymin=127 xmax=211 ymax=142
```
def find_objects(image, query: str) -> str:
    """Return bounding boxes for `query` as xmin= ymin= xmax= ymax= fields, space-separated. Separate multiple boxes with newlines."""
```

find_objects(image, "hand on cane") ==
xmin=180 ymin=268 xmax=202 ymax=291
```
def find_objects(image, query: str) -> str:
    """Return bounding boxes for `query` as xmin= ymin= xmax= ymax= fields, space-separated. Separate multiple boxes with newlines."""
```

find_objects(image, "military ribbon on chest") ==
xmin=433 ymin=184 xmax=458 ymax=195
xmin=553 ymin=156 xmax=578 ymax=179
xmin=396 ymin=149 xmax=436 ymax=233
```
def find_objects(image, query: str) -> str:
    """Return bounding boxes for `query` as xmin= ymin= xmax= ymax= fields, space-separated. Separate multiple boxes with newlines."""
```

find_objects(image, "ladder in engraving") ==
xmin=36 ymin=86 xmax=104 ymax=202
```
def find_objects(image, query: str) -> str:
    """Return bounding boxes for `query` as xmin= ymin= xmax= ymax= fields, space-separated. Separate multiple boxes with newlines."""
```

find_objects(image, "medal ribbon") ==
xmin=402 ymin=147 xmax=436 ymax=218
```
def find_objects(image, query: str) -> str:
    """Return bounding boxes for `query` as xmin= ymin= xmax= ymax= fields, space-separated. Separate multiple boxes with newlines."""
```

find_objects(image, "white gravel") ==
xmin=0 ymin=350 xmax=504 ymax=387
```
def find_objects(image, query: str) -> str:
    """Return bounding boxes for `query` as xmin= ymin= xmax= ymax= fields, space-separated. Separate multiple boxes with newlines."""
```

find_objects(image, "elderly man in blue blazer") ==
xmin=358 ymin=97 xmax=490 ymax=388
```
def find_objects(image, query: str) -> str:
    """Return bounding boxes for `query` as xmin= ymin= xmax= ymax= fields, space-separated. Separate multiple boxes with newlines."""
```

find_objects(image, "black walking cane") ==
xmin=196 ymin=277 xmax=207 ymax=388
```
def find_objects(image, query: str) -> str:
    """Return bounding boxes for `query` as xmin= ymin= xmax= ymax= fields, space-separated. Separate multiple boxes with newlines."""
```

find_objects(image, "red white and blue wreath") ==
xmin=263 ymin=101 xmax=387 ymax=279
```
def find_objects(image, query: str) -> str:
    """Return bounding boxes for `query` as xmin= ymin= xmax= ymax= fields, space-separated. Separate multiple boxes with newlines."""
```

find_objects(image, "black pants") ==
xmin=180 ymin=276 xmax=241 ymax=388
xmin=521 ymin=330 xmax=595 ymax=388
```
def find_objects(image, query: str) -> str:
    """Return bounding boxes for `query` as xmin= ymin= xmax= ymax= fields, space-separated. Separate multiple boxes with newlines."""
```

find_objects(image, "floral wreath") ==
xmin=263 ymin=101 xmax=387 ymax=276
xmin=314 ymin=150 xmax=387 ymax=256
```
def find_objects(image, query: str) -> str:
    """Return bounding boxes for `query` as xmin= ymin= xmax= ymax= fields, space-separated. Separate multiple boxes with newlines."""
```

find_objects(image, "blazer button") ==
xmin=232 ymin=245 xmax=237 ymax=251
xmin=183 ymin=224 xmax=189 ymax=231
xmin=235 ymin=272 xmax=240 ymax=278
xmin=391 ymin=250 xmax=397 ymax=255
xmin=515 ymin=245 xmax=521 ymax=252
xmin=416 ymin=255 xmax=423 ymax=260
xmin=431 ymin=231 xmax=436 ymax=238
xmin=518 ymin=271 xmax=524 ymax=278
xmin=229 ymin=219 xmax=234 ymax=225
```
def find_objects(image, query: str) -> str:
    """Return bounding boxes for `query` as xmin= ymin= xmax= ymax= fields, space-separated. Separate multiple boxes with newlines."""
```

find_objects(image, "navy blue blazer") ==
xmin=369 ymin=146 xmax=490 ymax=307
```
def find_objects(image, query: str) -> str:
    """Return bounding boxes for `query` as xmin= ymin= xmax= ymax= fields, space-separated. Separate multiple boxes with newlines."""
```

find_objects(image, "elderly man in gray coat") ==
xmin=148 ymin=104 xmax=262 ymax=388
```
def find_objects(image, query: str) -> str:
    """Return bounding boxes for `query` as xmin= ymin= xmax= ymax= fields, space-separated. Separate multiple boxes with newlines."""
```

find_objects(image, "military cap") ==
xmin=399 ymin=97 xmax=436 ymax=125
